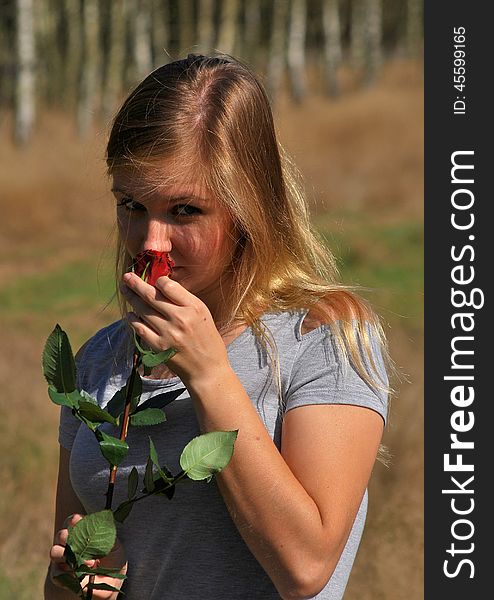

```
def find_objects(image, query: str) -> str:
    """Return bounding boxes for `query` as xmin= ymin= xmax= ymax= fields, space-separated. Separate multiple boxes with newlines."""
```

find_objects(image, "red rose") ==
xmin=132 ymin=250 xmax=174 ymax=286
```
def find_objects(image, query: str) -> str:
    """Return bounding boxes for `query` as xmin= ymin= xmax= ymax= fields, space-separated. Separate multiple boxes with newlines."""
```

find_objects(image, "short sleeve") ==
xmin=285 ymin=324 xmax=388 ymax=424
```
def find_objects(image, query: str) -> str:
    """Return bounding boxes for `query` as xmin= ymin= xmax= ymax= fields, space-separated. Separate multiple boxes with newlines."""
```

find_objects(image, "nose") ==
xmin=142 ymin=217 xmax=172 ymax=253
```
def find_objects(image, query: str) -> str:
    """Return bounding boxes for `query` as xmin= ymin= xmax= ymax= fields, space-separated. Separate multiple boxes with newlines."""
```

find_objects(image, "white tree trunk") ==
xmin=77 ymin=0 xmax=100 ymax=137
xmin=134 ymin=0 xmax=153 ymax=79
xmin=15 ymin=0 xmax=35 ymax=145
xmin=287 ymin=0 xmax=307 ymax=103
xmin=322 ymin=0 xmax=342 ymax=97
xmin=364 ymin=0 xmax=382 ymax=84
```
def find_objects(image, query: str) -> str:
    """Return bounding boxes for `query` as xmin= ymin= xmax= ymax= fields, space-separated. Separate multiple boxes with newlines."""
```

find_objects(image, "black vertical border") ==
xmin=425 ymin=2 xmax=490 ymax=598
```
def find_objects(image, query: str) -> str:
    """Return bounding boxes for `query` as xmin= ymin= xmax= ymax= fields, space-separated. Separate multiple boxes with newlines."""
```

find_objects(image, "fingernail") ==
xmin=123 ymin=273 xmax=132 ymax=282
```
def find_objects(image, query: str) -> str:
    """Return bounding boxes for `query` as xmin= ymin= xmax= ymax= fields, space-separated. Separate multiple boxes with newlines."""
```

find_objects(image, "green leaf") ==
xmin=74 ymin=411 xmax=99 ymax=432
xmin=80 ymin=390 xmax=98 ymax=405
xmin=66 ymin=510 xmax=116 ymax=565
xmin=129 ymin=408 xmax=166 ymax=427
xmin=63 ymin=543 xmax=79 ymax=570
xmin=141 ymin=348 xmax=177 ymax=367
xmin=149 ymin=437 xmax=159 ymax=466
xmin=96 ymin=430 xmax=129 ymax=466
xmin=48 ymin=385 xmax=82 ymax=409
xmin=129 ymin=372 xmax=143 ymax=413
xmin=75 ymin=566 xmax=126 ymax=579
xmin=78 ymin=401 xmax=117 ymax=426
xmin=113 ymin=500 xmax=134 ymax=523
xmin=42 ymin=324 xmax=76 ymax=392
xmin=128 ymin=467 xmax=139 ymax=500
xmin=149 ymin=437 xmax=173 ymax=485
xmin=180 ymin=430 xmax=238 ymax=482
xmin=144 ymin=456 xmax=155 ymax=493
xmin=52 ymin=573 xmax=83 ymax=595
xmin=105 ymin=387 xmax=126 ymax=419
xmin=132 ymin=388 xmax=185 ymax=415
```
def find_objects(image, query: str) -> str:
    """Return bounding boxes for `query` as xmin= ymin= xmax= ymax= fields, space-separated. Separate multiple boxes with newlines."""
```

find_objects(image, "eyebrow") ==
xmin=111 ymin=188 xmax=208 ymax=203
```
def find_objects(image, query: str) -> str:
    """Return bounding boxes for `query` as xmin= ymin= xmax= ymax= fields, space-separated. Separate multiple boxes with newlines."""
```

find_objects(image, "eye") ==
xmin=172 ymin=204 xmax=202 ymax=217
xmin=117 ymin=198 xmax=146 ymax=212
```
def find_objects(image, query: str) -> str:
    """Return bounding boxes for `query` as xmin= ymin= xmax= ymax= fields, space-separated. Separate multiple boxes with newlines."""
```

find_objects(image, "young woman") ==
xmin=46 ymin=54 xmax=389 ymax=600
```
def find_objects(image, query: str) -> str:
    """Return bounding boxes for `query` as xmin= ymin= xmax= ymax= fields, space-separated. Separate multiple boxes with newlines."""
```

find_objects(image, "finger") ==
xmin=50 ymin=544 xmax=72 ymax=575
xmin=63 ymin=513 xmax=85 ymax=529
xmin=50 ymin=544 xmax=70 ymax=566
xmin=154 ymin=275 xmax=195 ymax=305
xmin=126 ymin=312 xmax=172 ymax=353
xmin=53 ymin=527 xmax=69 ymax=546
xmin=123 ymin=272 xmax=192 ymax=307
xmin=121 ymin=284 xmax=173 ymax=323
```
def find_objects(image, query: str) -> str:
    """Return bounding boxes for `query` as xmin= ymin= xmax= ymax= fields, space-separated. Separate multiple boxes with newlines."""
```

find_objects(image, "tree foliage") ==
xmin=0 ymin=0 xmax=423 ymax=143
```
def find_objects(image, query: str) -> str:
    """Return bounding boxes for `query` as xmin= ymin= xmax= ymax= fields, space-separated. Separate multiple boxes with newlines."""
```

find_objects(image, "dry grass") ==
xmin=0 ymin=58 xmax=423 ymax=598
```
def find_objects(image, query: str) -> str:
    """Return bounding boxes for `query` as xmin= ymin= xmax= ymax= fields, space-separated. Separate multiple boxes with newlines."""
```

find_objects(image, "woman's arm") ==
xmin=187 ymin=367 xmax=383 ymax=600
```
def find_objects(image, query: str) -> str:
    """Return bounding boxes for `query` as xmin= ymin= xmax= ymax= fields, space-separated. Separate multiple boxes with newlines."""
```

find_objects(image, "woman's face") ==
xmin=112 ymin=164 xmax=237 ymax=316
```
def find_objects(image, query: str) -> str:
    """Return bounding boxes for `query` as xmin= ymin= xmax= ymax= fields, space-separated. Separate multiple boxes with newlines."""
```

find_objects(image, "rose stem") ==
xmin=86 ymin=349 xmax=140 ymax=599
xmin=105 ymin=349 xmax=140 ymax=509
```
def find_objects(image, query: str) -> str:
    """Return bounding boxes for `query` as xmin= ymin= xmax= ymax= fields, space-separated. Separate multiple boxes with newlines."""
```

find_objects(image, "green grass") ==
xmin=316 ymin=212 xmax=423 ymax=332
xmin=0 ymin=254 xmax=119 ymax=346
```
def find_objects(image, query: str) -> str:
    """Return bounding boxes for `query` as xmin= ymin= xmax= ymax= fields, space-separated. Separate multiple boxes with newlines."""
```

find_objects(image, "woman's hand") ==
xmin=120 ymin=272 xmax=231 ymax=386
xmin=49 ymin=513 xmax=127 ymax=599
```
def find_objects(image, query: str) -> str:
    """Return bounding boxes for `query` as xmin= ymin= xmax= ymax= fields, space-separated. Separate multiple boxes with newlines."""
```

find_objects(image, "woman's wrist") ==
xmin=183 ymin=359 xmax=236 ymax=399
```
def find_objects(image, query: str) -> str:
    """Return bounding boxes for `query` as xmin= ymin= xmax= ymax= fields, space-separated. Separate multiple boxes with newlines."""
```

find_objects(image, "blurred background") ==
xmin=0 ymin=1 xmax=423 ymax=598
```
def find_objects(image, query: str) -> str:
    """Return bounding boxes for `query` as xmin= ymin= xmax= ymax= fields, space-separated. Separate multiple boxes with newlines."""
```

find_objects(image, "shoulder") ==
xmin=300 ymin=291 xmax=375 ymax=334
xmin=277 ymin=299 xmax=389 ymax=424
xmin=75 ymin=320 xmax=130 ymax=389
xmin=76 ymin=320 xmax=128 ymax=360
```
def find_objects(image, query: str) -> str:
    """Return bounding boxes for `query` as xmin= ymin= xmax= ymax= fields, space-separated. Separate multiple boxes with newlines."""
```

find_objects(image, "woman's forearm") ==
xmin=185 ymin=365 xmax=343 ymax=599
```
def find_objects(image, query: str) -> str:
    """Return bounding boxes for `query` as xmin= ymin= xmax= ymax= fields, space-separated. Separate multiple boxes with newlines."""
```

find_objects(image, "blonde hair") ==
xmin=106 ymin=54 xmax=392 ymax=402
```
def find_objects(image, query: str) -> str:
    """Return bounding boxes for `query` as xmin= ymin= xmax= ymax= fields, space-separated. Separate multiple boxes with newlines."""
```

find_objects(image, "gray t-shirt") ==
xmin=59 ymin=311 xmax=387 ymax=599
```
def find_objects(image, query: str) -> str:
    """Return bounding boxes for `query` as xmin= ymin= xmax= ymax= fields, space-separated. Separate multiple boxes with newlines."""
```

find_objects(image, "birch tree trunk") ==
xmin=15 ymin=0 xmax=35 ymax=145
xmin=77 ymin=0 xmax=100 ymax=137
xmin=287 ymin=0 xmax=307 ymax=104
xmin=134 ymin=0 xmax=153 ymax=79
xmin=217 ymin=0 xmax=239 ymax=56
xmin=152 ymin=0 xmax=170 ymax=67
xmin=364 ymin=0 xmax=382 ymax=84
xmin=267 ymin=0 xmax=288 ymax=103
xmin=102 ymin=0 xmax=125 ymax=119
xmin=198 ymin=0 xmax=215 ymax=54
xmin=322 ymin=0 xmax=342 ymax=97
